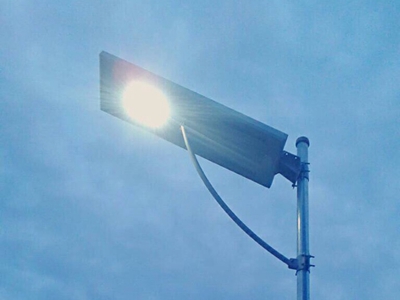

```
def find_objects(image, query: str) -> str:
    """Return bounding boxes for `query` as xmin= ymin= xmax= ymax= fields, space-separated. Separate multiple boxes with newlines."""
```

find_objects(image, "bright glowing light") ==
xmin=122 ymin=81 xmax=170 ymax=128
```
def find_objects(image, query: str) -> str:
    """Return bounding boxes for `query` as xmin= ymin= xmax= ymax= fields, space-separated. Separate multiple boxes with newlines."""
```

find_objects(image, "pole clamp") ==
xmin=287 ymin=255 xmax=315 ymax=273
xmin=300 ymin=162 xmax=310 ymax=180
xmin=292 ymin=162 xmax=310 ymax=187
xmin=296 ymin=254 xmax=315 ymax=274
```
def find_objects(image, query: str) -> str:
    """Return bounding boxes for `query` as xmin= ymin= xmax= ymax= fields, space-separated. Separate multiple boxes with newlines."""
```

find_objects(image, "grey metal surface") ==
xmin=100 ymin=51 xmax=290 ymax=188
xmin=296 ymin=137 xmax=311 ymax=300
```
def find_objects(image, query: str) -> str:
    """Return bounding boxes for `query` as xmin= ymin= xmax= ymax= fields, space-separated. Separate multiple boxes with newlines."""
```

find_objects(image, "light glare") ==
xmin=122 ymin=81 xmax=170 ymax=128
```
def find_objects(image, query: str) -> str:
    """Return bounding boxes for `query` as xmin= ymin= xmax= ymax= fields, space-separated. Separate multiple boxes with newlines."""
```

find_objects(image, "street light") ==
xmin=100 ymin=51 xmax=313 ymax=300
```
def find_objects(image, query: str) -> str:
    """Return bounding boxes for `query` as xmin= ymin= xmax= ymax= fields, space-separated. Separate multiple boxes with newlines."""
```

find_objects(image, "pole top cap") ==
xmin=296 ymin=136 xmax=310 ymax=147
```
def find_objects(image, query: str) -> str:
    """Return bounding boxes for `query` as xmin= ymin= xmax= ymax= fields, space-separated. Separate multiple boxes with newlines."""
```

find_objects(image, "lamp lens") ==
xmin=122 ymin=81 xmax=170 ymax=128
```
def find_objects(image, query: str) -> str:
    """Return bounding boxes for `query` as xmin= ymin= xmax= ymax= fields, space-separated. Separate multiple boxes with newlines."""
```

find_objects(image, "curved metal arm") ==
xmin=180 ymin=125 xmax=296 ymax=269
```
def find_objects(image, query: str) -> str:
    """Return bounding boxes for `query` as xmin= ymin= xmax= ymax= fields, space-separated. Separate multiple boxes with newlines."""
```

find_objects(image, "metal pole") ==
xmin=296 ymin=137 xmax=311 ymax=300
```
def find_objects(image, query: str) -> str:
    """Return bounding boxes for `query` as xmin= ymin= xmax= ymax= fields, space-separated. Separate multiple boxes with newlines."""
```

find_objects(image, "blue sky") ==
xmin=1 ymin=1 xmax=400 ymax=299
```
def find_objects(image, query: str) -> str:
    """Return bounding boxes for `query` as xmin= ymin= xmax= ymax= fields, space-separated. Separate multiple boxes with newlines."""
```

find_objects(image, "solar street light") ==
xmin=100 ymin=51 xmax=301 ymax=188
xmin=100 ymin=51 xmax=313 ymax=300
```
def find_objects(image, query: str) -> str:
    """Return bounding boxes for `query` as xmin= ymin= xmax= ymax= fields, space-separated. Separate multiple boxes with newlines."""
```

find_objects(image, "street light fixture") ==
xmin=100 ymin=51 xmax=313 ymax=300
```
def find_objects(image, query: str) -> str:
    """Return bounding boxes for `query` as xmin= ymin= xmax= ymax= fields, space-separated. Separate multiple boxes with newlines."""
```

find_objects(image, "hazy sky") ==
xmin=1 ymin=1 xmax=400 ymax=299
